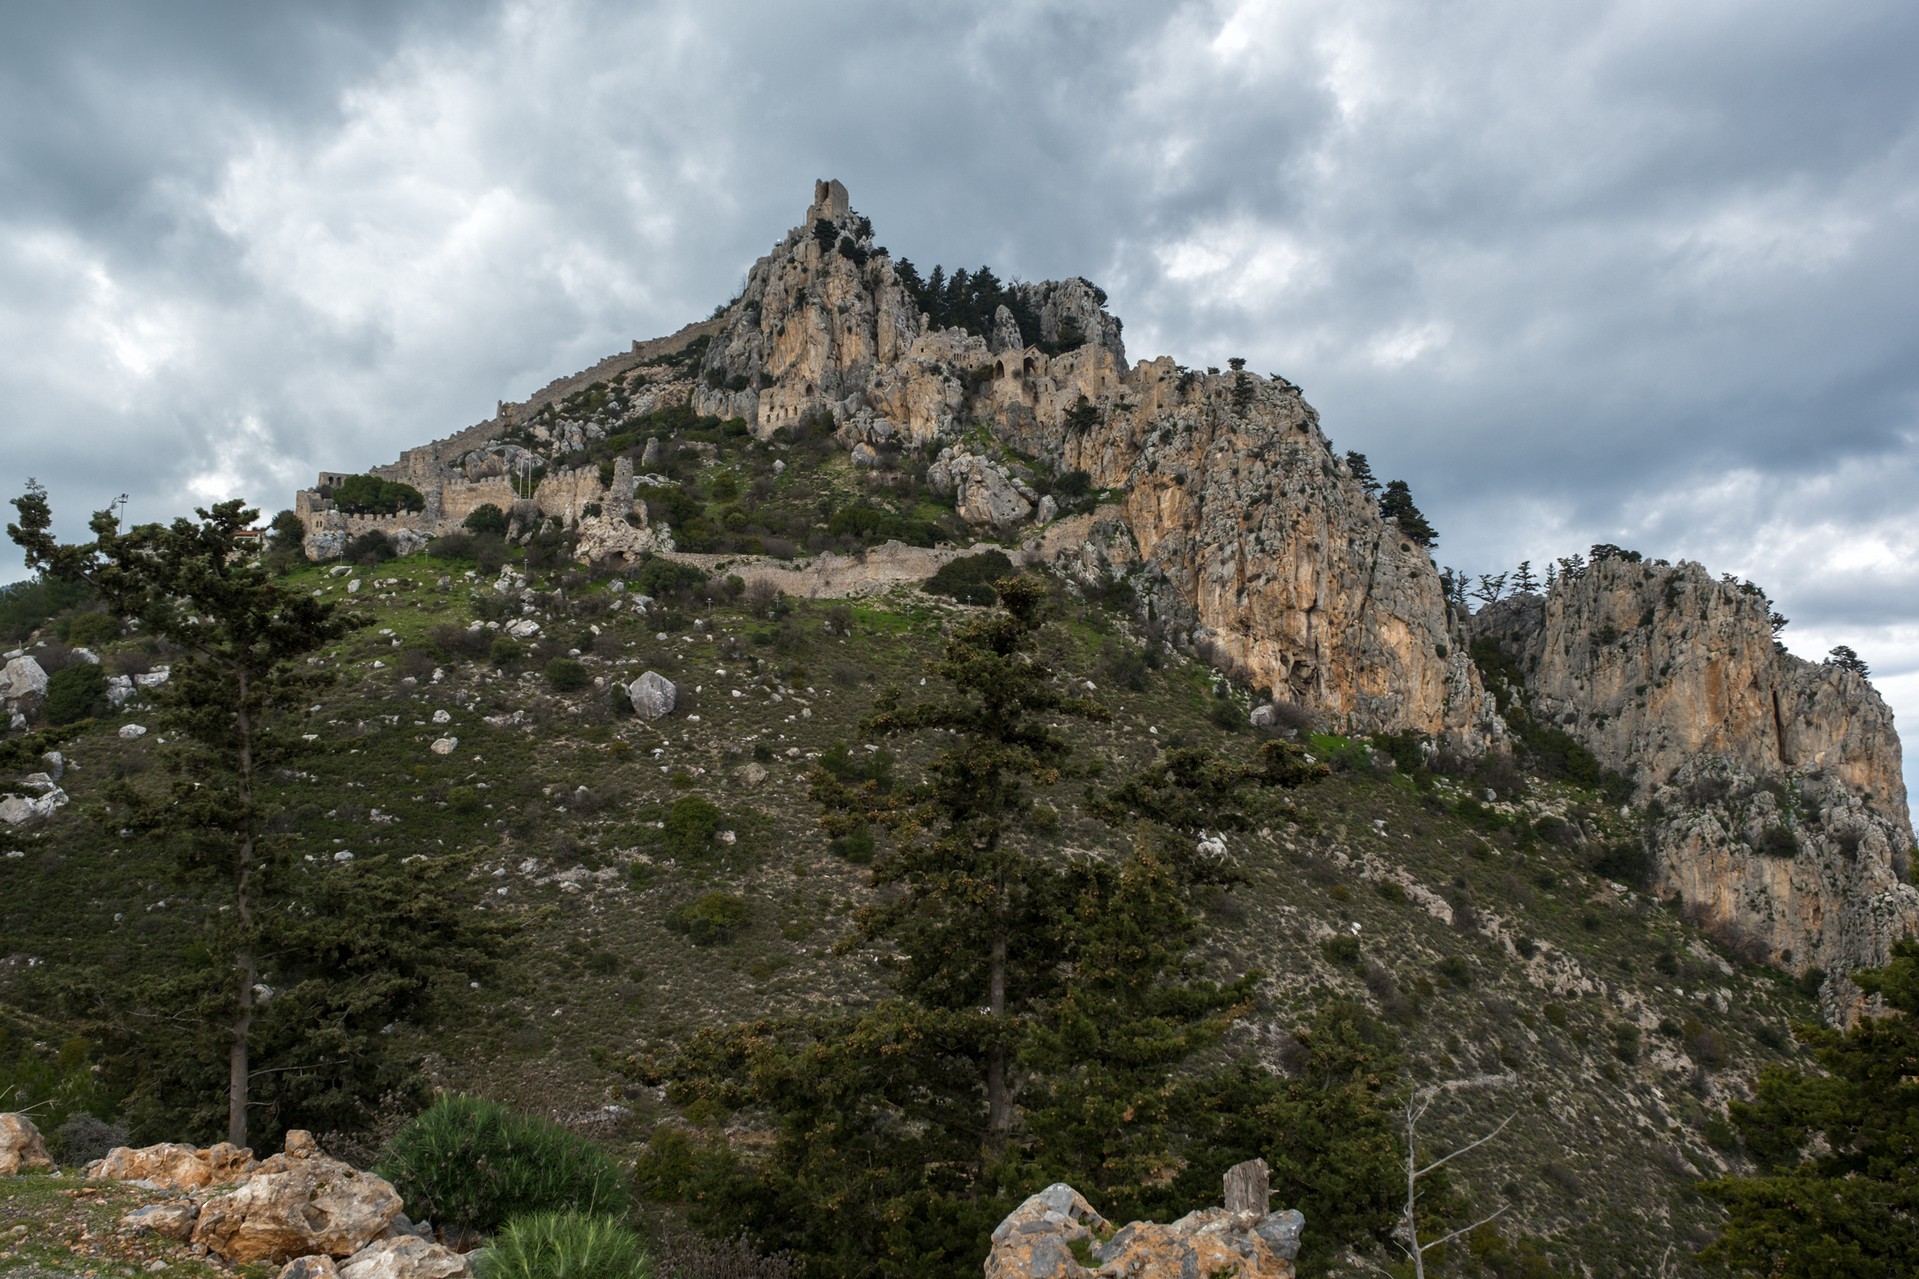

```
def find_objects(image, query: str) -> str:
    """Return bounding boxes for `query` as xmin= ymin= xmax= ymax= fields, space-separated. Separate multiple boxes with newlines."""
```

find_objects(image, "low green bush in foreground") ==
xmin=374 ymin=1095 xmax=631 ymax=1235
xmin=472 ymin=1212 xmax=651 ymax=1279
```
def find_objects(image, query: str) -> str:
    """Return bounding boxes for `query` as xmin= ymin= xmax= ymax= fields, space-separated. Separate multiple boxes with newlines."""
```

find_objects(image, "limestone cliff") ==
xmin=678 ymin=180 xmax=1501 ymax=747
xmin=1471 ymin=556 xmax=1918 ymax=1008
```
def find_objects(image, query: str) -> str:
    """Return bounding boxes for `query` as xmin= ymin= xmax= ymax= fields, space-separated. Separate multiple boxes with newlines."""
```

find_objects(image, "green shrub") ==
xmin=922 ymin=550 xmax=1016 ymax=605
xmin=52 ymin=1113 xmax=127 ymax=1166
xmin=473 ymin=1212 xmax=652 ymax=1279
xmin=657 ymin=795 xmax=723 ymax=860
xmin=374 ymin=1095 xmax=631 ymax=1235
xmin=270 ymin=509 xmax=307 ymax=545
xmin=1208 ymin=699 xmax=1243 ymax=731
xmin=491 ymin=635 xmax=524 ymax=668
xmin=1588 ymin=839 xmax=1652 ymax=888
xmin=0 ymin=1035 xmax=118 ymax=1143
xmin=62 ymin=611 xmax=121 ymax=648
xmin=1321 ymin=935 xmax=1362 ymax=967
xmin=546 ymin=657 xmax=589 ymax=692
xmin=465 ymin=503 xmax=509 ymax=537
xmin=825 ymin=502 xmax=939 ymax=547
xmin=665 ymin=893 xmax=750 ymax=945
xmin=429 ymin=532 xmax=476 ymax=561
xmin=1754 ymin=824 xmax=1799 ymax=858
xmin=829 ymin=827 xmax=877 ymax=864
xmin=628 ymin=556 xmax=708 ymax=599
xmin=42 ymin=662 xmax=107 ymax=725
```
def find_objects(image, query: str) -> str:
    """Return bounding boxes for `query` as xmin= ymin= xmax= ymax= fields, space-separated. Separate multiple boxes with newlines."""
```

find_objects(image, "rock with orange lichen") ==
xmin=984 ymin=1183 xmax=1109 ymax=1279
xmin=189 ymin=1134 xmax=402 ymax=1265
xmin=86 ymin=1140 xmax=257 ymax=1190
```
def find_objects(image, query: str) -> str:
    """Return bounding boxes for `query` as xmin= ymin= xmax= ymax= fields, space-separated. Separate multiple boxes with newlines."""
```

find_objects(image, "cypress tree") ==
xmin=8 ymin=483 xmax=505 ymax=1148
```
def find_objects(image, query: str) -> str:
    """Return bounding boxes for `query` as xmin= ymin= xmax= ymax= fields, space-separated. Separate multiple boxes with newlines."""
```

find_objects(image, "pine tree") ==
xmin=1378 ymin=480 xmax=1438 ymax=548
xmin=828 ymin=575 xmax=1107 ymax=1151
xmin=1698 ymin=942 xmax=1919 ymax=1277
xmin=1826 ymin=645 xmax=1870 ymax=677
xmin=637 ymin=576 xmax=1110 ymax=1273
xmin=1345 ymin=451 xmax=1381 ymax=497
xmin=893 ymin=256 xmax=925 ymax=307
xmin=1512 ymin=561 xmax=1538 ymax=594
xmin=1026 ymin=742 xmax=1336 ymax=1217
xmin=1228 ymin=357 xmax=1256 ymax=416
xmin=924 ymin=264 xmax=946 ymax=326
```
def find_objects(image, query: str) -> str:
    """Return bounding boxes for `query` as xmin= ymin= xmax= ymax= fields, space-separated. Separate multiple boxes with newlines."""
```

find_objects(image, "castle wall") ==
xmin=532 ymin=466 xmax=615 ymax=524
xmin=436 ymin=476 xmax=521 ymax=524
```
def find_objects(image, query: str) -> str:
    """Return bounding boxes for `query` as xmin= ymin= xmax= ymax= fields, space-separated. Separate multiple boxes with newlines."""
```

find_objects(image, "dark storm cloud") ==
xmin=4 ymin=0 xmax=1917 ymax=796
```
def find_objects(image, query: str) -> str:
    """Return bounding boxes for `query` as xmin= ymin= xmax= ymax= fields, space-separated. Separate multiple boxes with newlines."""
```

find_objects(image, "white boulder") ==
xmin=0 ymin=656 xmax=48 ymax=702
xmin=627 ymin=671 xmax=677 ymax=720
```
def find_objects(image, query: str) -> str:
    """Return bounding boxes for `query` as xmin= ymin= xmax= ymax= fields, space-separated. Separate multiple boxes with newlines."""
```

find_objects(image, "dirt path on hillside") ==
xmin=649 ymin=511 xmax=1113 ymax=600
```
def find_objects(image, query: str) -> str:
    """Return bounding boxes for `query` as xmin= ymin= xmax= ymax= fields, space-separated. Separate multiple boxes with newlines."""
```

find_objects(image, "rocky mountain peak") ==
xmin=682 ymin=181 xmax=1500 ymax=747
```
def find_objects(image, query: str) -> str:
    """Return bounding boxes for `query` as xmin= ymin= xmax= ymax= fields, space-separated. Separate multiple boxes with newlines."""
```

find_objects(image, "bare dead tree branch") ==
xmin=1392 ymin=1071 xmax=1519 ymax=1279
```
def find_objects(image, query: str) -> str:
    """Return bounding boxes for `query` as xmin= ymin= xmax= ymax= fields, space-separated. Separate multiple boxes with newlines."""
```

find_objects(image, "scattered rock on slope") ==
xmin=628 ymin=670 xmax=677 ymax=720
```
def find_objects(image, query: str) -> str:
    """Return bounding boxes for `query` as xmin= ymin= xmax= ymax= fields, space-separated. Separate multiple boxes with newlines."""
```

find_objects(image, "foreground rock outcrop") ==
xmin=0 ymin=1112 xmax=52 ymax=1174
xmin=86 ymin=1131 xmax=466 ymax=1275
xmin=986 ymin=1164 xmax=1304 ymax=1279
xmin=88 ymin=1139 xmax=258 ymax=1189
xmin=189 ymin=1143 xmax=403 ymax=1263
xmin=1472 ymin=556 xmax=1919 ymax=1007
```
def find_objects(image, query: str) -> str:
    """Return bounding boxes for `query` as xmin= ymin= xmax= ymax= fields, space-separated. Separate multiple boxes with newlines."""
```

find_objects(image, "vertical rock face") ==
xmin=1472 ymin=557 xmax=1918 ymax=1004
xmin=682 ymin=183 xmax=1499 ymax=747
xmin=1472 ymin=558 xmax=1908 ymax=823
xmin=1064 ymin=362 xmax=1498 ymax=748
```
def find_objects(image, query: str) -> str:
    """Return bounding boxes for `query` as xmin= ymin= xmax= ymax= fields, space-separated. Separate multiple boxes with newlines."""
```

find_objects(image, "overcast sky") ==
xmin=5 ymin=0 xmax=1917 ymax=797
